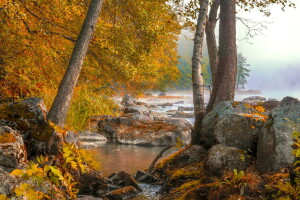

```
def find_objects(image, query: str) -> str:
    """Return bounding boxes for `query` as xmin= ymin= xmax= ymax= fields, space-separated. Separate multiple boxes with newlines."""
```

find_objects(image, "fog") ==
xmin=237 ymin=4 xmax=300 ymax=99
xmin=178 ymin=3 xmax=300 ymax=100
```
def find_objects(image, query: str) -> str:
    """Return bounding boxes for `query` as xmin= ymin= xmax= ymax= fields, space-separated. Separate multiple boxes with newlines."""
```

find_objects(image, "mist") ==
xmin=177 ymin=3 xmax=300 ymax=100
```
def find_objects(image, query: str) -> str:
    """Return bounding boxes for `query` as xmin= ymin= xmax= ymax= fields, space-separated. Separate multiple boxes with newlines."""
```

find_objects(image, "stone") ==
xmin=0 ymin=168 xmax=19 ymax=195
xmin=135 ymin=170 xmax=159 ymax=183
xmin=121 ymin=94 xmax=136 ymax=107
xmin=77 ymin=196 xmax=104 ymax=200
xmin=242 ymin=96 xmax=266 ymax=104
xmin=205 ymin=144 xmax=249 ymax=177
xmin=64 ymin=131 xmax=78 ymax=144
xmin=109 ymin=171 xmax=141 ymax=191
xmin=158 ymin=92 xmax=167 ymax=96
xmin=77 ymin=171 xmax=112 ymax=197
xmin=257 ymin=97 xmax=300 ymax=173
xmin=98 ymin=117 xmax=192 ymax=146
xmin=178 ymin=106 xmax=194 ymax=111
xmin=168 ymin=111 xmax=194 ymax=118
xmin=78 ymin=131 xmax=107 ymax=148
xmin=214 ymin=114 xmax=264 ymax=151
xmin=174 ymin=101 xmax=184 ymax=104
xmin=263 ymin=100 xmax=280 ymax=111
xmin=0 ymin=126 xmax=27 ymax=172
xmin=106 ymin=186 xmax=139 ymax=200
xmin=158 ymin=102 xmax=173 ymax=107
xmin=201 ymin=101 xmax=257 ymax=148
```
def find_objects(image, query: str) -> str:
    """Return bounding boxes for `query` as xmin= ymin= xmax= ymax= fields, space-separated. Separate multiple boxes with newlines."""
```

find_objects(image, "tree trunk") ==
xmin=47 ymin=0 xmax=104 ymax=127
xmin=206 ymin=0 xmax=220 ymax=88
xmin=206 ymin=0 xmax=237 ymax=113
xmin=191 ymin=0 xmax=209 ymax=145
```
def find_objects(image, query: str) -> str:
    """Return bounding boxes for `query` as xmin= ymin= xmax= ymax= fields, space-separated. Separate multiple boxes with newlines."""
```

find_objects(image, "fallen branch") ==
xmin=147 ymin=145 xmax=173 ymax=174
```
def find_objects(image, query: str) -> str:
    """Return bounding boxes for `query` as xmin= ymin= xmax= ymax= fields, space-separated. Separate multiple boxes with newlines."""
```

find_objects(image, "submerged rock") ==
xmin=98 ymin=117 xmax=192 ymax=146
xmin=257 ymin=97 xmax=300 ymax=172
xmin=205 ymin=144 xmax=249 ymax=177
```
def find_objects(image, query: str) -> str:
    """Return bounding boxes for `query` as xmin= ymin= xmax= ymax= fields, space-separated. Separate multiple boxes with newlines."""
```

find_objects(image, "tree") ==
xmin=47 ymin=0 xmax=104 ymax=126
xmin=191 ymin=0 xmax=209 ymax=144
xmin=206 ymin=0 xmax=237 ymax=113
xmin=236 ymin=53 xmax=251 ymax=90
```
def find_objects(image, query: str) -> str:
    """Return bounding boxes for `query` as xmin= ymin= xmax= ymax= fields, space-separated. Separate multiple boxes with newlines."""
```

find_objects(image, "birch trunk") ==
xmin=191 ymin=0 xmax=209 ymax=145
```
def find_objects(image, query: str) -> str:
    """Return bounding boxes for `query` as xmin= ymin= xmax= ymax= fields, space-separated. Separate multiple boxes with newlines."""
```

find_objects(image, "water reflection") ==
xmin=87 ymin=143 xmax=177 ymax=176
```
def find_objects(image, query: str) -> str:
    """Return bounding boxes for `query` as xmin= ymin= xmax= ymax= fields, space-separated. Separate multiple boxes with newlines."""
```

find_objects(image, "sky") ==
xmin=236 ymin=3 xmax=300 ymax=98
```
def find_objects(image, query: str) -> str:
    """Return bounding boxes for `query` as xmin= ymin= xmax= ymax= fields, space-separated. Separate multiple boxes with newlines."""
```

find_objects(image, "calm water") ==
xmin=87 ymin=143 xmax=177 ymax=176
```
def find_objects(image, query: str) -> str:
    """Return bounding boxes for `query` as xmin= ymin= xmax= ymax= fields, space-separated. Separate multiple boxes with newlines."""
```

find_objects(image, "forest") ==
xmin=0 ymin=0 xmax=299 ymax=200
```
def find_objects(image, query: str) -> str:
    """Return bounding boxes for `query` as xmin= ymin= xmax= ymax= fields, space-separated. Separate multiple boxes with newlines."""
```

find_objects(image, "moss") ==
xmin=0 ymin=132 xmax=16 ymax=143
xmin=171 ymin=163 xmax=203 ymax=181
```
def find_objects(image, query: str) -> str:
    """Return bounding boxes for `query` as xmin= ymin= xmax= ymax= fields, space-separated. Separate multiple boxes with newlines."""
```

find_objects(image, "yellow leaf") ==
xmin=10 ymin=169 xmax=23 ymax=176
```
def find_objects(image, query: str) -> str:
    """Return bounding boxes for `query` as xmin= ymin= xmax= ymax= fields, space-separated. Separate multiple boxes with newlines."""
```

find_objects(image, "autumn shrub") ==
xmin=0 ymin=144 xmax=99 ymax=200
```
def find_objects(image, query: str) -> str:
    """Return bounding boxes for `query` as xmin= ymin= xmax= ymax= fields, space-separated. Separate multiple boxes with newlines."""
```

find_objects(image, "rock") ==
xmin=214 ymin=114 xmax=264 ymax=151
xmin=123 ymin=106 xmax=153 ymax=121
xmin=158 ymin=92 xmax=167 ymax=96
xmin=168 ymin=111 xmax=194 ymax=118
xmin=88 ymin=115 xmax=112 ymax=131
xmin=242 ymin=96 xmax=266 ymax=104
xmin=121 ymin=94 xmax=136 ymax=107
xmin=64 ymin=131 xmax=78 ymax=144
xmin=201 ymin=101 xmax=257 ymax=148
xmin=268 ymin=98 xmax=279 ymax=101
xmin=77 ymin=171 xmax=113 ymax=197
xmin=135 ymin=170 xmax=159 ymax=183
xmin=135 ymin=101 xmax=148 ymax=107
xmin=0 ymin=98 xmax=63 ymax=157
xmin=263 ymin=100 xmax=280 ymax=111
xmin=257 ymin=96 xmax=300 ymax=173
xmin=106 ymin=186 xmax=139 ymax=200
xmin=205 ymin=144 xmax=249 ymax=177
xmin=98 ymin=117 xmax=192 ymax=146
xmin=0 ymin=168 xmax=19 ymax=195
xmin=158 ymin=102 xmax=173 ymax=107
xmin=78 ymin=131 xmax=107 ymax=148
xmin=0 ymin=126 xmax=27 ymax=172
xmin=149 ymin=104 xmax=158 ymax=109
xmin=109 ymin=171 xmax=141 ymax=191
xmin=174 ymin=101 xmax=184 ymax=104
xmin=178 ymin=106 xmax=194 ymax=112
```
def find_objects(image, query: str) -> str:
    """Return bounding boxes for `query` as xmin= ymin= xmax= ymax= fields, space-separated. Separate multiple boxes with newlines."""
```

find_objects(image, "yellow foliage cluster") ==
xmin=0 ymin=0 xmax=182 ymax=129
xmin=0 ymin=144 xmax=100 ymax=200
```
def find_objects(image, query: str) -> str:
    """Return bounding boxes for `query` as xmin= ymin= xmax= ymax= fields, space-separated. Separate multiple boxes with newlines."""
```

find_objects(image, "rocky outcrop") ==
xmin=257 ymin=97 xmax=300 ymax=172
xmin=0 ymin=126 xmax=27 ymax=172
xmin=123 ymin=105 xmax=152 ymax=121
xmin=201 ymin=101 xmax=259 ymax=148
xmin=98 ymin=117 xmax=192 ymax=146
xmin=205 ymin=144 xmax=249 ymax=177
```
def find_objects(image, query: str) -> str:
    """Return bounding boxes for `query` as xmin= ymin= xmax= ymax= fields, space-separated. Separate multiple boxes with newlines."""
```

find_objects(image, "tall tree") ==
xmin=206 ymin=0 xmax=237 ymax=113
xmin=191 ymin=0 xmax=209 ymax=144
xmin=47 ymin=0 xmax=104 ymax=126
xmin=236 ymin=53 xmax=250 ymax=90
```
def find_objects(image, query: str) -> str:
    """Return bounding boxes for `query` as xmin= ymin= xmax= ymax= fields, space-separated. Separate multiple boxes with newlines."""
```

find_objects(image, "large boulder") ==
xmin=205 ymin=144 xmax=250 ymax=177
xmin=0 ymin=126 xmax=27 ymax=172
xmin=214 ymin=113 xmax=264 ymax=151
xmin=0 ymin=98 xmax=64 ymax=157
xmin=98 ymin=117 xmax=192 ymax=146
xmin=201 ymin=101 xmax=258 ymax=148
xmin=257 ymin=97 xmax=300 ymax=172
